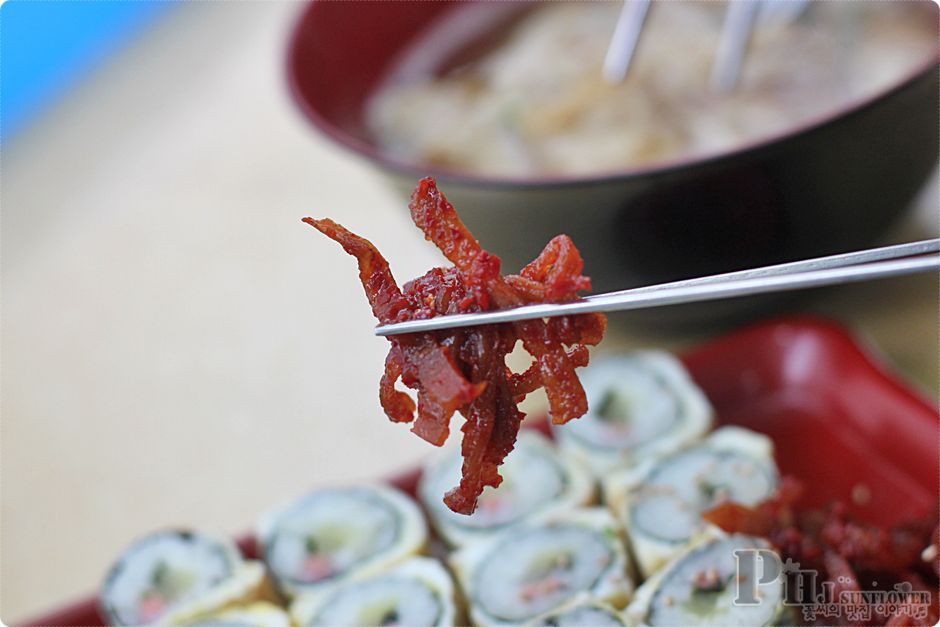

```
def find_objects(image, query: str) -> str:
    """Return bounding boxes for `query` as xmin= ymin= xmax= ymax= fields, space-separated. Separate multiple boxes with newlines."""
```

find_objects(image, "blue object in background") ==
xmin=1 ymin=0 xmax=174 ymax=141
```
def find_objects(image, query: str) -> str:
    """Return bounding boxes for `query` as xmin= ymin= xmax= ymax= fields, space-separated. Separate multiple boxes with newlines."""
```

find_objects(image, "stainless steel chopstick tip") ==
xmin=374 ymin=241 xmax=939 ymax=337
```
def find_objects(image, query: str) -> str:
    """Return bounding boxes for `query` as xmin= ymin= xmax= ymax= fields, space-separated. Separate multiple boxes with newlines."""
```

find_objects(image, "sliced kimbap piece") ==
xmin=100 ymin=530 xmax=269 ymax=626
xmin=529 ymin=600 xmax=627 ymax=626
xmin=289 ymin=557 xmax=458 ymax=627
xmin=605 ymin=427 xmax=778 ymax=579
xmin=625 ymin=533 xmax=790 ymax=626
xmin=553 ymin=351 xmax=712 ymax=476
xmin=451 ymin=508 xmax=634 ymax=626
xmin=259 ymin=484 xmax=427 ymax=599
xmin=182 ymin=601 xmax=291 ymax=627
xmin=419 ymin=431 xmax=595 ymax=547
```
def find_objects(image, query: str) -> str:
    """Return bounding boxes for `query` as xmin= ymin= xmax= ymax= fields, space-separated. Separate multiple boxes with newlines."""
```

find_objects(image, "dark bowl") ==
xmin=286 ymin=1 xmax=939 ymax=329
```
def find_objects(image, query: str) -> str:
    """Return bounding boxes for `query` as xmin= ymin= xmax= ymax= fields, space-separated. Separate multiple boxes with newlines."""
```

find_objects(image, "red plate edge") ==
xmin=15 ymin=315 xmax=938 ymax=627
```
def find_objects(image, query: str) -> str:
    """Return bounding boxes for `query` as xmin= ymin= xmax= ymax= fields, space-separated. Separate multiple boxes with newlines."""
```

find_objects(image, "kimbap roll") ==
xmin=605 ymin=427 xmax=779 ymax=579
xmin=183 ymin=602 xmax=291 ymax=627
xmin=530 ymin=600 xmax=627 ymax=627
xmin=451 ymin=508 xmax=634 ymax=625
xmin=290 ymin=557 xmax=458 ymax=627
xmin=259 ymin=484 xmax=427 ymax=598
xmin=100 ymin=530 xmax=269 ymax=626
xmin=625 ymin=533 xmax=790 ymax=626
xmin=419 ymin=431 xmax=595 ymax=546
xmin=553 ymin=352 xmax=712 ymax=476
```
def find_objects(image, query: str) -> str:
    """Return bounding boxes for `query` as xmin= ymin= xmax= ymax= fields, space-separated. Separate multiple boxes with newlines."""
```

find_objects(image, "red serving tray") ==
xmin=18 ymin=317 xmax=938 ymax=627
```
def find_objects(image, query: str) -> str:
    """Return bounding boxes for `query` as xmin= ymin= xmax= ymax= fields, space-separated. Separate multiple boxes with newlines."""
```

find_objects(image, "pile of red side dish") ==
xmin=706 ymin=478 xmax=940 ymax=626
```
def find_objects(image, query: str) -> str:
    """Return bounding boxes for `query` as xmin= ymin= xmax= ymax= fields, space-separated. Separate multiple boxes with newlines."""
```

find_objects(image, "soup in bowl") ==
xmin=287 ymin=0 xmax=938 ymax=326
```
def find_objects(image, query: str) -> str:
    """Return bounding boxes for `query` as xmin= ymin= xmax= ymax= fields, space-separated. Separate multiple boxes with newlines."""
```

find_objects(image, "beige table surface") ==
xmin=2 ymin=3 xmax=937 ymax=621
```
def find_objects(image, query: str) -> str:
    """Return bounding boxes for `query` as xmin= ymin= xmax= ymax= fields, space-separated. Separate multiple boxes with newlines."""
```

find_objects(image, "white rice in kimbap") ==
xmin=605 ymin=427 xmax=779 ymax=579
xmin=529 ymin=600 xmax=627 ymax=626
xmin=100 ymin=530 xmax=268 ymax=626
xmin=625 ymin=532 xmax=790 ymax=626
xmin=419 ymin=431 xmax=595 ymax=547
xmin=451 ymin=508 xmax=634 ymax=625
xmin=290 ymin=557 xmax=457 ymax=627
xmin=259 ymin=484 xmax=427 ymax=598
xmin=552 ymin=351 xmax=712 ymax=476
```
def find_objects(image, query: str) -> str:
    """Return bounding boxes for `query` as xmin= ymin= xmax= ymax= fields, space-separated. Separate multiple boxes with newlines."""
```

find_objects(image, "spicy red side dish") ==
xmin=706 ymin=478 xmax=940 ymax=626
xmin=305 ymin=177 xmax=606 ymax=514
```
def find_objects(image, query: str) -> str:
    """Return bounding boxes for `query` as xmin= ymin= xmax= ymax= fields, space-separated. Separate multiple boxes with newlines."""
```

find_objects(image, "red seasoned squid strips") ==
xmin=704 ymin=479 xmax=940 ymax=626
xmin=304 ymin=177 xmax=606 ymax=515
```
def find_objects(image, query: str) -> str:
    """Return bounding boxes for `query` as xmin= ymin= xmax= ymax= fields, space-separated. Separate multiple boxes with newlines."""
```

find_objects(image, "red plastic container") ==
xmin=18 ymin=317 xmax=938 ymax=626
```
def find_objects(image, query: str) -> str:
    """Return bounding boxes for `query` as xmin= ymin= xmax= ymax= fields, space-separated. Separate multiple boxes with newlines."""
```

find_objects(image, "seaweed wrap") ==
xmin=290 ymin=557 xmax=458 ymax=627
xmin=451 ymin=508 xmax=634 ymax=625
xmin=605 ymin=427 xmax=779 ymax=579
xmin=259 ymin=484 xmax=427 ymax=598
xmin=100 ymin=530 xmax=268 ymax=626
xmin=419 ymin=431 xmax=594 ymax=546
xmin=553 ymin=351 xmax=712 ymax=476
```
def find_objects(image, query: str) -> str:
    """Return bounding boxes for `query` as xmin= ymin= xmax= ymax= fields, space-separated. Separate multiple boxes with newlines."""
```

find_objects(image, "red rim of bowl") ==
xmin=286 ymin=2 xmax=940 ymax=189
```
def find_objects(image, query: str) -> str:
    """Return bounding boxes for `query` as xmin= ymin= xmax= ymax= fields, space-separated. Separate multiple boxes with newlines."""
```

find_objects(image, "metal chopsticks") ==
xmin=374 ymin=239 xmax=939 ymax=337
xmin=602 ymin=0 xmax=652 ymax=83
xmin=709 ymin=0 xmax=762 ymax=93
xmin=604 ymin=0 xmax=811 ymax=91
